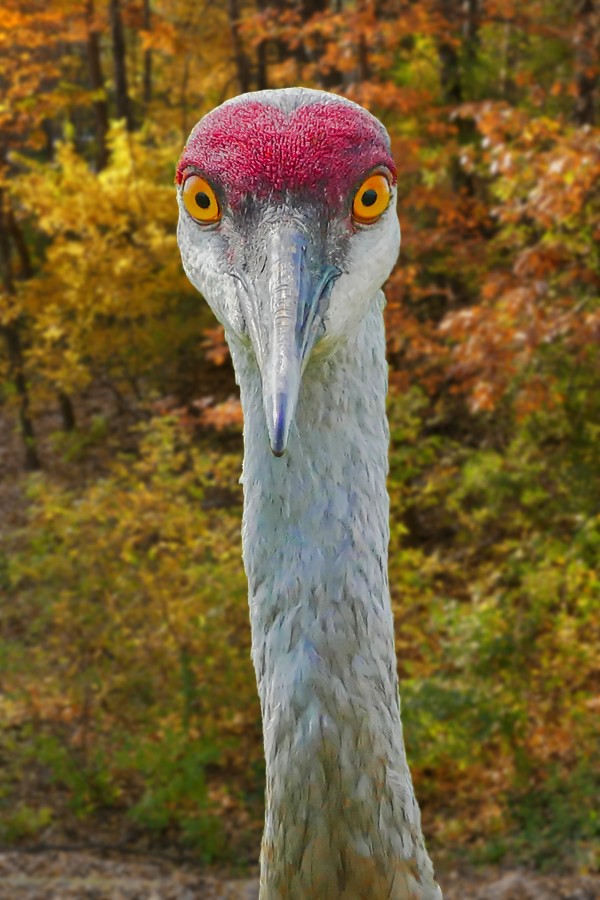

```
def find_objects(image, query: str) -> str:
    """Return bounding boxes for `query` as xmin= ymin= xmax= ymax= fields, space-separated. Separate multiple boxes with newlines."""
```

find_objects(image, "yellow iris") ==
xmin=352 ymin=174 xmax=391 ymax=224
xmin=182 ymin=174 xmax=221 ymax=223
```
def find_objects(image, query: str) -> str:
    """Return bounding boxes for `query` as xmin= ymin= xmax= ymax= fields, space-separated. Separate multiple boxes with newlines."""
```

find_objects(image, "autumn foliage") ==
xmin=0 ymin=0 xmax=598 ymax=873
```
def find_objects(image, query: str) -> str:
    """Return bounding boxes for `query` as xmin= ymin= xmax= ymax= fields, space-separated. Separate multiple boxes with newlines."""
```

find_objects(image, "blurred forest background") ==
xmin=0 ymin=0 xmax=598 ymax=877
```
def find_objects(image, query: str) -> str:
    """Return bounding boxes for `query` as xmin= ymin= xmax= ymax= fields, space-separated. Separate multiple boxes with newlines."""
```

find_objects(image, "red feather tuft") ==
xmin=176 ymin=99 xmax=396 ymax=210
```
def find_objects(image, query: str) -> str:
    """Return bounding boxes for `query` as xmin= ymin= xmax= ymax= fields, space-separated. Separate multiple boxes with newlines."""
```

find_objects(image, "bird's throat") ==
xmin=230 ymin=298 xmax=441 ymax=900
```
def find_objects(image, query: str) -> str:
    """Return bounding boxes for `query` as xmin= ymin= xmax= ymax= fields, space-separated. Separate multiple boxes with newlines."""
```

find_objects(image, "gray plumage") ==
xmin=177 ymin=88 xmax=441 ymax=900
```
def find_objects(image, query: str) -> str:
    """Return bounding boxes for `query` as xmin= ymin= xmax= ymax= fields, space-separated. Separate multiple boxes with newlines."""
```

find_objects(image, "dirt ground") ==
xmin=0 ymin=852 xmax=598 ymax=900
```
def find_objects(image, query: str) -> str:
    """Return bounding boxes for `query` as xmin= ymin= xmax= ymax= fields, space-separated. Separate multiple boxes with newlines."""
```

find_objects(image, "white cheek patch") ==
xmin=177 ymin=209 xmax=245 ymax=337
xmin=323 ymin=212 xmax=400 ymax=343
xmin=177 ymin=191 xmax=401 ymax=351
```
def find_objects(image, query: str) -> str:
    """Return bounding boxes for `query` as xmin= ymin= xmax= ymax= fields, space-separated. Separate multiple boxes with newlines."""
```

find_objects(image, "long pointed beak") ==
xmin=234 ymin=224 xmax=339 ymax=456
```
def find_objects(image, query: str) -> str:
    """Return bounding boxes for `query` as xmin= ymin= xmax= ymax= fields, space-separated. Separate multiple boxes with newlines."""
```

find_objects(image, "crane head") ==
xmin=176 ymin=88 xmax=400 ymax=456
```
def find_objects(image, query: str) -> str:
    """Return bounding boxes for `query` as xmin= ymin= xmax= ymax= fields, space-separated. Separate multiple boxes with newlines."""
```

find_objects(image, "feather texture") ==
xmin=176 ymin=86 xmax=441 ymax=900
xmin=230 ymin=297 xmax=441 ymax=899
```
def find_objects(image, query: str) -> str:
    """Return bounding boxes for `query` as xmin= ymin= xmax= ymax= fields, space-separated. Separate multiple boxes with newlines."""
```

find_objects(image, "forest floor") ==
xmin=0 ymin=851 xmax=598 ymax=900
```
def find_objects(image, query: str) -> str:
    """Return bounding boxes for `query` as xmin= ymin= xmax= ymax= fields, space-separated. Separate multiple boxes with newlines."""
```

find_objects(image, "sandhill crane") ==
xmin=176 ymin=87 xmax=441 ymax=900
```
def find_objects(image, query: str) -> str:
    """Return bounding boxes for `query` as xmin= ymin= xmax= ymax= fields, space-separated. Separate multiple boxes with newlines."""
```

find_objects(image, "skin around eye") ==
xmin=182 ymin=174 xmax=221 ymax=223
xmin=352 ymin=174 xmax=391 ymax=224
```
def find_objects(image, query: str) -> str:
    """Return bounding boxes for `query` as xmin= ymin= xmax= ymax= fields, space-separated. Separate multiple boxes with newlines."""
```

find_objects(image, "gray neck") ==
xmin=230 ymin=297 xmax=440 ymax=900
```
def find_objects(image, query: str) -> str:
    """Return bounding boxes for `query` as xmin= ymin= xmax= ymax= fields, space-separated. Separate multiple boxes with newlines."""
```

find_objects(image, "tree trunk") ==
xmin=0 ymin=195 xmax=40 ymax=471
xmin=1 ymin=324 xmax=40 ymax=470
xmin=437 ymin=0 xmax=463 ymax=105
xmin=110 ymin=0 xmax=134 ymax=130
xmin=499 ymin=20 xmax=517 ymax=103
xmin=434 ymin=0 xmax=483 ymax=195
xmin=58 ymin=391 xmax=77 ymax=431
xmin=574 ymin=0 xmax=597 ymax=125
xmin=462 ymin=0 xmax=479 ymax=52
xmin=298 ymin=0 xmax=342 ymax=88
xmin=41 ymin=119 xmax=56 ymax=160
xmin=86 ymin=0 xmax=110 ymax=170
xmin=8 ymin=206 xmax=77 ymax=434
xmin=7 ymin=209 xmax=33 ymax=279
xmin=254 ymin=0 xmax=271 ymax=90
xmin=228 ymin=0 xmax=252 ymax=93
xmin=256 ymin=39 xmax=269 ymax=90
xmin=142 ymin=0 xmax=152 ymax=107
xmin=357 ymin=28 xmax=371 ymax=82
xmin=180 ymin=55 xmax=190 ymax=144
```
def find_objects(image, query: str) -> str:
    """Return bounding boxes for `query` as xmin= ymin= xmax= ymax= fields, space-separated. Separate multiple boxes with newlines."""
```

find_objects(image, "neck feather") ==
xmin=230 ymin=296 xmax=440 ymax=900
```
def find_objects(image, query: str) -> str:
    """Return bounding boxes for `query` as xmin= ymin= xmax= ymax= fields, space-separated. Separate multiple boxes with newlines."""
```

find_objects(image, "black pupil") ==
xmin=362 ymin=188 xmax=378 ymax=207
xmin=195 ymin=191 xmax=211 ymax=209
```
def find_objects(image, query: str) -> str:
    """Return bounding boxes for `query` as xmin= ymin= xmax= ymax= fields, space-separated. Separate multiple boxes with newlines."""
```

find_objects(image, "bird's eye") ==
xmin=182 ymin=174 xmax=221 ymax=224
xmin=352 ymin=174 xmax=391 ymax=224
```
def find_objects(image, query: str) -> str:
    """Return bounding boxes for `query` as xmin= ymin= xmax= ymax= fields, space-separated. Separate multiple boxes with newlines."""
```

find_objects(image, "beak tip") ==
xmin=267 ymin=391 xmax=292 ymax=458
